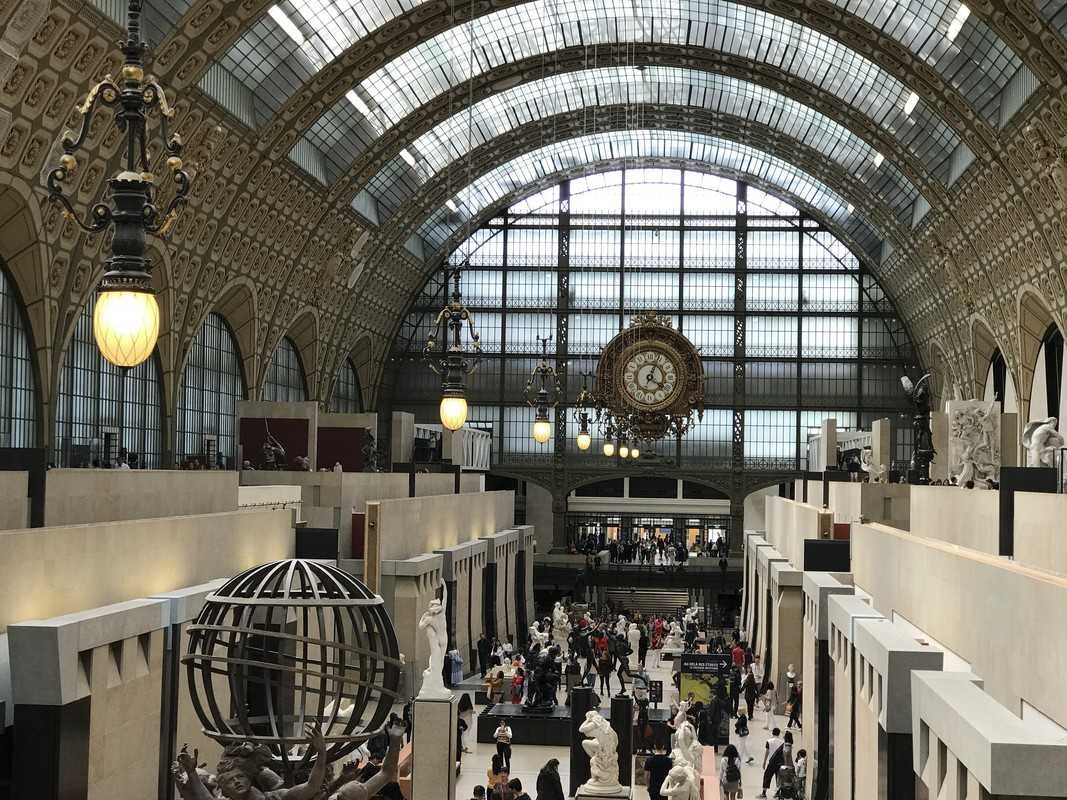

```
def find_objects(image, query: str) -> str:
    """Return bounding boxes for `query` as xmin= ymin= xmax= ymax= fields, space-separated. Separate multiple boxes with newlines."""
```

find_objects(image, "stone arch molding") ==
xmin=1017 ymin=285 xmax=1065 ymax=422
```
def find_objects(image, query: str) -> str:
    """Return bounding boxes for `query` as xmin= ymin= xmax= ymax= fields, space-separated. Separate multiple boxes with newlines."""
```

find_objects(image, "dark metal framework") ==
xmin=568 ymin=510 xmax=733 ymax=549
xmin=391 ymin=168 xmax=917 ymax=474
xmin=54 ymin=295 xmax=164 ymax=467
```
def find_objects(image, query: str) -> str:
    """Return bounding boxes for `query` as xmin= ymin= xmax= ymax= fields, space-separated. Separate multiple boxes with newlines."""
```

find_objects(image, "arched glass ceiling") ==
xmin=291 ymin=0 xmax=962 ymax=188
xmin=356 ymin=67 xmax=921 ymax=224
xmin=206 ymin=0 xmax=1023 ymax=133
xmin=411 ymin=129 xmax=882 ymax=256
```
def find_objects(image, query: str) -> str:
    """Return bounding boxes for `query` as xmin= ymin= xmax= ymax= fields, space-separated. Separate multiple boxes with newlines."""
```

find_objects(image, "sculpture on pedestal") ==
xmin=577 ymin=710 xmax=624 ymax=796
xmin=682 ymin=606 xmax=698 ymax=627
xmin=947 ymin=401 xmax=999 ymax=489
xmin=626 ymin=623 xmax=641 ymax=671
xmin=1023 ymin=417 xmax=1065 ymax=468
xmin=530 ymin=622 xmax=549 ymax=650
xmin=615 ymin=615 xmax=628 ymax=637
xmin=662 ymin=621 xmax=684 ymax=649
xmin=417 ymin=582 xmax=452 ymax=699
xmin=901 ymin=373 xmax=935 ymax=484
xmin=661 ymin=763 xmax=701 ymax=800
xmin=523 ymin=649 xmax=561 ymax=712
xmin=670 ymin=706 xmax=702 ymax=770
xmin=552 ymin=602 xmax=572 ymax=652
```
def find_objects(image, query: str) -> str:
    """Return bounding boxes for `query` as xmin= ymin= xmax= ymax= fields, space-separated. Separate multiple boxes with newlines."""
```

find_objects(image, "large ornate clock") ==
xmin=595 ymin=311 xmax=704 ymax=441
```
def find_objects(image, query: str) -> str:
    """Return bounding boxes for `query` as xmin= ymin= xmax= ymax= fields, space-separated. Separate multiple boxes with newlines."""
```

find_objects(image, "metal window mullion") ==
xmin=732 ymin=181 xmax=747 ymax=469
xmin=498 ymin=219 xmax=508 ymax=461
xmin=554 ymin=179 xmax=571 ymax=461
xmin=796 ymin=217 xmax=803 ymax=471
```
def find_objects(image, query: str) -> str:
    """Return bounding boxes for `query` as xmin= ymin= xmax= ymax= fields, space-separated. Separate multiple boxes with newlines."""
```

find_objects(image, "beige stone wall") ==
xmin=851 ymin=522 xmax=1067 ymax=729
xmin=0 ymin=470 xmax=28 ymax=530
xmin=801 ymin=628 xmax=816 ymax=799
xmin=86 ymin=630 xmax=164 ymax=800
xmin=765 ymin=497 xmax=832 ymax=569
xmin=0 ymin=508 xmax=294 ymax=632
xmin=908 ymin=486 xmax=999 ymax=554
xmin=375 ymin=491 xmax=514 ymax=561
xmin=527 ymin=483 xmax=555 ymax=555
xmin=44 ymin=469 xmax=238 ymax=526
xmin=452 ymin=556 xmax=472 ymax=662
xmin=825 ymin=483 xmax=911 ymax=530
xmin=832 ymin=651 xmax=852 ymax=800
xmin=469 ymin=548 xmax=485 ymax=661
xmin=852 ymin=660 xmax=880 ymax=800
xmin=771 ymin=587 xmax=804 ymax=712
xmin=1013 ymin=491 xmax=1067 ymax=577
xmin=414 ymin=473 xmax=457 ymax=496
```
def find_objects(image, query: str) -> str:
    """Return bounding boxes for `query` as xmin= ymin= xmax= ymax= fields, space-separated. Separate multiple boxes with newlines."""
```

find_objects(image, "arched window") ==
xmin=0 ymin=264 xmax=37 ymax=447
xmin=984 ymin=349 xmax=1018 ymax=413
xmin=330 ymin=357 xmax=363 ymax=413
xmin=177 ymin=312 xmax=246 ymax=468
xmin=1029 ymin=325 xmax=1065 ymax=422
xmin=262 ymin=336 xmax=308 ymax=402
xmin=55 ymin=296 xmax=163 ymax=468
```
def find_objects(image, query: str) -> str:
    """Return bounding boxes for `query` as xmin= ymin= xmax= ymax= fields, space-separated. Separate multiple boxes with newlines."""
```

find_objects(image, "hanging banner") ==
xmin=679 ymin=652 xmax=733 ymax=746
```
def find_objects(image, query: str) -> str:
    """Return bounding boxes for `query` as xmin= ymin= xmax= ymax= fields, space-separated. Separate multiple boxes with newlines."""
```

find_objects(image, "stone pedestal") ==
xmin=871 ymin=418 xmax=891 ymax=475
xmin=819 ymin=417 xmax=837 ymax=470
xmin=610 ymin=694 xmax=634 ymax=787
xmin=412 ymin=694 xmax=458 ymax=800
xmin=575 ymin=789 xmax=631 ymax=799
xmin=930 ymin=411 xmax=949 ymax=482
xmin=569 ymin=687 xmax=593 ymax=796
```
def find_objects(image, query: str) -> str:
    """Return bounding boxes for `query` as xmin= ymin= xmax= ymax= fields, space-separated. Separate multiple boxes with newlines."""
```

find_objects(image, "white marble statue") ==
xmin=663 ymin=621 xmax=684 ymax=649
xmin=626 ymin=623 xmax=641 ymax=670
xmin=671 ymin=709 xmax=702 ymax=770
xmin=577 ymin=710 xmax=623 ymax=796
xmin=530 ymin=623 xmax=549 ymax=649
xmin=1023 ymin=417 xmax=1066 ymax=468
xmin=661 ymin=763 xmax=700 ymax=800
xmin=683 ymin=606 xmax=698 ymax=627
xmin=947 ymin=400 xmax=1000 ymax=489
xmin=615 ymin=614 xmax=628 ymax=637
xmin=416 ymin=582 xmax=451 ymax=699
xmin=552 ymin=602 xmax=572 ymax=652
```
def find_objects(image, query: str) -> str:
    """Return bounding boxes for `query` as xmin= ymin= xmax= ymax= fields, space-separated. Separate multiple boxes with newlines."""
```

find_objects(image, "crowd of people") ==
xmin=570 ymin=533 xmax=731 ymax=565
xmin=465 ymin=602 xmax=804 ymax=800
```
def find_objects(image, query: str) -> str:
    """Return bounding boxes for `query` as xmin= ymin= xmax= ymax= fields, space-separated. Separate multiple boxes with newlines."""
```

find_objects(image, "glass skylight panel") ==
xmin=416 ymin=130 xmax=881 ymax=258
xmin=312 ymin=0 xmax=959 ymax=186
xmin=359 ymin=67 xmax=919 ymax=221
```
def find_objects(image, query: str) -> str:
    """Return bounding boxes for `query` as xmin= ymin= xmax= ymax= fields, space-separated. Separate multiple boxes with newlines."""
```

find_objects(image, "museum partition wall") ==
xmin=744 ymin=482 xmax=1067 ymax=800
xmin=0 ymin=466 xmax=523 ymax=800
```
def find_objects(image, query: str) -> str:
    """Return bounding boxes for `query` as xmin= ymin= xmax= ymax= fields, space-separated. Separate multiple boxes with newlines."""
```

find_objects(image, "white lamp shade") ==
xmin=576 ymin=431 xmax=592 ymax=451
xmin=532 ymin=419 xmax=552 ymax=444
xmin=439 ymin=396 xmax=468 ymax=431
xmin=93 ymin=290 xmax=159 ymax=367
xmin=603 ymin=442 xmax=615 ymax=457
xmin=618 ymin=444 xmax=630 ymax=458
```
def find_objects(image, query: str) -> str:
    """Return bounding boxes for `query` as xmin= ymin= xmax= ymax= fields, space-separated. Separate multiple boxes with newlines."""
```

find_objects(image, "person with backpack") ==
xmin=734 ymin=712 xmax=753 ymax=763
xmin=720 ymin=743 xmax=743 ymax=800
xmin=794 ymin=749 xmax=808 ymax=799
xmin=756 ymin=728 xmax=785 ymax=798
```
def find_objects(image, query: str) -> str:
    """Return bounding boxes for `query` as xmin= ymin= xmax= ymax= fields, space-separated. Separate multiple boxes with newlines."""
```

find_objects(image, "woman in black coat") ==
xmin=535 ymin=758 xmax=565 ymax=800
xmin=743 ymin=670 xmax=759 ymax=719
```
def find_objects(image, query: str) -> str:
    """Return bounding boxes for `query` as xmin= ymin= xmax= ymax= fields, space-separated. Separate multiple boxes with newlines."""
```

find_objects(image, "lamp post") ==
xmin=525 ymin=335 xmax=560 ymax=445
xmin=46 ymin=0 xmax=191 ymax=367
xmin=424 ymin=266 xmax=482 ymax=431
xmin=572 ymin=371 xmax=598 ymax=452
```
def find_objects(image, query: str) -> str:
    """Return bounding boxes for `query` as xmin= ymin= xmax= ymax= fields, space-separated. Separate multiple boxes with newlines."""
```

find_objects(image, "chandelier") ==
xmin=46 ymin=0 xmax=191 ymax=368
xmin=524 ymin=335 xmax=560 ymax=445
xmin=424 ymin=265 xmax=481 ymax=431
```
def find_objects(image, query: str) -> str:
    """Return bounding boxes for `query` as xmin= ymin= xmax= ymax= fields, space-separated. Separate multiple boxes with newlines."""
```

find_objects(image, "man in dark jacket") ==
xmin=477 ymin=633 xmax=491 ymax=677
xmin=535 ymin=758 xmax=565 ymax=800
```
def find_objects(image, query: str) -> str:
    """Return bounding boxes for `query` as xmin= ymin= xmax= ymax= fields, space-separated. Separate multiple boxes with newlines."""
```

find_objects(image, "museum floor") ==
xmin=455 ymin=655 xmax=788 ymax=799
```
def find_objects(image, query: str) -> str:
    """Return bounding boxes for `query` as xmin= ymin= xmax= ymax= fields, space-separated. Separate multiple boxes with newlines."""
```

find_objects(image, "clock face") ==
xmin=621 ymin=348 xmax=682 ymax=410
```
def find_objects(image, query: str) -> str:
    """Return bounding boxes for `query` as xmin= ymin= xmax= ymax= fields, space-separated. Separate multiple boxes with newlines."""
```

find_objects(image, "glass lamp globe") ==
xmin=603 ymin=441 xmax=615 ymax=457
xmin=576 ymin=431 xmax=592 ymax=451
xmin=439 ymin=395 xmax=468 ymax=431
xmin=532 ymin=418 xmax=553 ymax=444
xmin=631 ymin=447 xmax=640 ymax=459
xmin=93 ymin=290 xmax=160 ymax=367
xmin=618 ymin=443 xmax=630 ymax=458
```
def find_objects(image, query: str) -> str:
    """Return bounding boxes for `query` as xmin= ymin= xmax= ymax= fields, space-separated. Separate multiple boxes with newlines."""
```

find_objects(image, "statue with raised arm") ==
xmin=171 ymin=724 xmax=328 ymax=800
xmin=661 ymin=763 xmax=701 ymax=800
xmin=901 ymin=373 xmax=935 ymax=484
xmin=326 ymin=716 xmax=407 ymax=800
xmin=551 ymin=601 xmax=571 ymax=653
xmin=417 ymin=582 xmax=451 ymax=699
xmin=1023 ymin=417 xmax=1066 ymax=468
xmin=576 ymin=710 xmax=623 ymax=796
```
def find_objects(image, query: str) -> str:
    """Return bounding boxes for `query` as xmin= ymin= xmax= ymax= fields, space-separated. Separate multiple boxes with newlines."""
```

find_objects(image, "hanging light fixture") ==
xmin=424 ymin=266 xmax=482 ymax=430
xmin=46 ymin=0 xmax=191 ymax=367
xmin=525 ymin=334 xmax=560 ymax=445
xmin=630 ymin=444 xmax=641 ymax=459
xmin=572 ymin=371 xmax=598 ymax=452
xmin=618 ymin=438 xmax=630 ymax=459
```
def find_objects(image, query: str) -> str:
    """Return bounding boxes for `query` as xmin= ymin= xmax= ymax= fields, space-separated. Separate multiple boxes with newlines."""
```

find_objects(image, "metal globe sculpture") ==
xmin=183 ymin=559 xmax=402 ymax=779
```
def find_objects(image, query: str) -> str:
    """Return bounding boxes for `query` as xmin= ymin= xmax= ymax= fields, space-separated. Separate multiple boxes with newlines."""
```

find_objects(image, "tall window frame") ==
xmin=177 ymin=312 xmax=247 ymax=468
xmin=392 ymin=168 xmax=917 ymax=470
xmin=330 ymin=357 xmax=364 ymax=413
xmin=0 ymin=262 xmax=38 ymax=448
xmin=262 ymin=336 xmax=309 ymax=402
